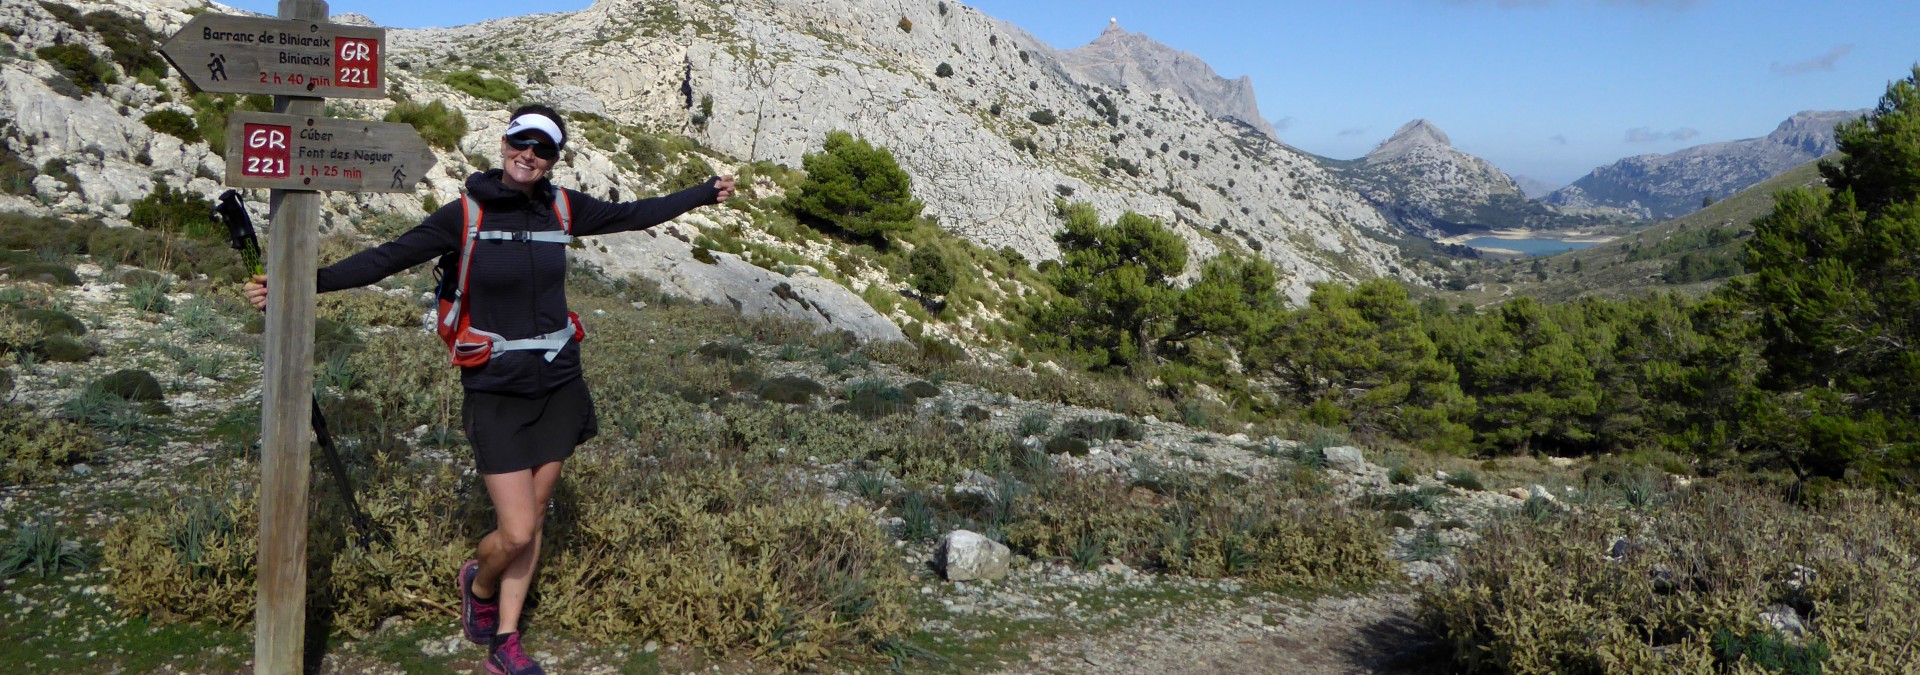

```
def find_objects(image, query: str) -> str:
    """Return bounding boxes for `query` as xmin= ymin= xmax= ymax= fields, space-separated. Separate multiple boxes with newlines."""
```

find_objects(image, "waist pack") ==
xmin=434 ymin=191 xmax=585 ymax=368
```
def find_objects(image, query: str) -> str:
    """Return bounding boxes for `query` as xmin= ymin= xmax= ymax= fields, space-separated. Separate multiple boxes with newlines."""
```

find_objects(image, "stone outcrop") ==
xmin=578 ymin=220 xmax=906 ymax=344
xmin=1545 ymin=110 xmax=1864 ymax=220
xmin=1058 ymin=20 xmax=1279 ymax=141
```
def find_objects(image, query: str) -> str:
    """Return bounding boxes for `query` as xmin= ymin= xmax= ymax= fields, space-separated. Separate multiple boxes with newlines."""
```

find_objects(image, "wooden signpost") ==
xmin=224 ymin=112 xmax=434 ymax=192
xmin=158 ymin=13 xmax=386 ymax=99
xmin=162 ymin=2 xmax=435 ymax=672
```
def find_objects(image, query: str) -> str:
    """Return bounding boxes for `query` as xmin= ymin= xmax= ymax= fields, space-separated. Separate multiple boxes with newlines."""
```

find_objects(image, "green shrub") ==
xmin=0 ymin=404 xmax=99 ymax=486
xmin=1028 ymin=109 xmax=1058 ymax=125
xmin=834 ymin=380 xmax=918 ymax=419
xmin=443 ymin=70 xmax=521 ymax=103
xmin=87 ymin=369 xmax=166 ymax=406
xmin=109 ymin=451 xmax=911 ymax=665
xmin=1044 ymin=434 xmax=1090 ymax=456
xmin=141 ymin=109 xmax=198 ymax=143
xmin=754 ymin=375 xmax=825 ymax=404
xmin=1711 ymin=628 xmax=1831 ymax=674
xmin=85 ymin=222 xmax=247 ymax=282
xmin=908 ymin=246 xmax=957 ymax=297
xmin=185 ymin=93 xmax=273 ymax=156
xmin=317 ymin=289 xmax=423 ymax=329
xmin=384 ymin=99 xmax=468 ymax=151
xmin=3 ymin=262 xmax=80 ymax=285
xmin=39 ymin=6 xmax=166 ymax=78
xmin=0 ymin=517 xmax=95 ymax=579
xmin=0 ymin=140 xmax=34 ymax=196
xmin=695 ymin=341 xmax=753 ymax=364
xmin=1060 ymin=416 xmax=1143 ymax=443
xmin=40 ymin=334 xmax=91 ymax=362
xmin=1003 ymin=472 xmax=1391 ymax=590
xmin=128 ymin=183 xmax=218 ymax=240
xmin=35 ymin=44 xmax=116 ymax=94
xmin=666 ymin=156 xmax=715 ymax=192
xmin=903 ymin=380 xmax=941 ymax=398
xmin=1017 ymin=412 xmax=1050 ymax=437
xmin=125 ymin=275 xmax=173 ymax=314
xmin=1419 ymin=484 xmax=1920 ymax=672
xmin=1444 ymin=470 xmax=1485 ymax=491
xmin=935 ymin=62 xmax=953 ymax=78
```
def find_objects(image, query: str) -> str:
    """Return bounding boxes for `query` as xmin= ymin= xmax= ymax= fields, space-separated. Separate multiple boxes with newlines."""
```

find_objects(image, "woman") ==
xmin=244 ymin=104 xmax=735 ymax=675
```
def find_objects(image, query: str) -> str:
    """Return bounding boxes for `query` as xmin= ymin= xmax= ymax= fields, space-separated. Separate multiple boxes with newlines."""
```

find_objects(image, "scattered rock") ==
xmin=1322 ymin=446 xmax=1368 ymax=473
xmin=1759 ymin=604 xmax=1808 ymax=641
xmin=937 ymin=530 xmax=1010 ymax=582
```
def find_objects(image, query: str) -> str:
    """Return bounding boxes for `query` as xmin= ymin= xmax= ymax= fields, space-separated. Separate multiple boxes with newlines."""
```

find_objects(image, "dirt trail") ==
xmin=993 ymin=592 xmax=1449 ymax=675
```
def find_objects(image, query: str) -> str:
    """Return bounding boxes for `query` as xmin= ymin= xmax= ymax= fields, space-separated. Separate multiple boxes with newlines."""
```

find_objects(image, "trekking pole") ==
xmin=215 ymin=190 xmax=383 ymax=547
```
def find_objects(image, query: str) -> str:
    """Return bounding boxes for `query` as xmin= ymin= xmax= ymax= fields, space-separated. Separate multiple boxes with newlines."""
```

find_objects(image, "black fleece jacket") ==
xmin=317 ymin=170 xmax=721 ymax=396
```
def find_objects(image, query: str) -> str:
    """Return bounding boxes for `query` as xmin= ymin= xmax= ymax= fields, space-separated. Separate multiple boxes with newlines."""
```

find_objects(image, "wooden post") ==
xmin=255 ymin=0 xmax=326 ymax=671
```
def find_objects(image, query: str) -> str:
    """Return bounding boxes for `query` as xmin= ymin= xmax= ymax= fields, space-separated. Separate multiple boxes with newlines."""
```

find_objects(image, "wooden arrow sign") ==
xmin=224 ymin=112 xmax=436 ymax=193
xmin=160 ymin=14 xmax=385 ymax=99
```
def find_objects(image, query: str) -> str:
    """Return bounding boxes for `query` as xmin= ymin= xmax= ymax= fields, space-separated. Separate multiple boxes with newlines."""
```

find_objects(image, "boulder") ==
xmin=1322 ymin=445 xmax=1368 ymax=473
xmin=579 ymin=223 xmax=905 ymax=344
xmin=937 ymin=529 xmax=1010 ymax=582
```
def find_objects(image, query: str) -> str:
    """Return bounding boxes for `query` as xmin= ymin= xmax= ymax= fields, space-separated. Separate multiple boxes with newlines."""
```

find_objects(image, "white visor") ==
xmin=502 ymin=114 xmax=565 ymax=148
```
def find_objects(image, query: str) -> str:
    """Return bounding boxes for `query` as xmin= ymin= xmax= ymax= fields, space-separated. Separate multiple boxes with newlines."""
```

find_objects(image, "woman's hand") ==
xmin=714 ymin=175 xmax=737 ymax=203
xmin=243 ymin=274 xmax=269 ymax=311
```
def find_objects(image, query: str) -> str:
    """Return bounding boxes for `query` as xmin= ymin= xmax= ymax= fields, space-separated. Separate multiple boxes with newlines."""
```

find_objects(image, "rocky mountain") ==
xmin=1057 ymin=19 xmax=1279 ymax=141
xmin=1544 ymin=110 xmax=1863 ymax=220
xmin=0 ymin=0 xmax=1431 ymax=311
xmin=1321 ymin=120 xmax=1582 ymax=239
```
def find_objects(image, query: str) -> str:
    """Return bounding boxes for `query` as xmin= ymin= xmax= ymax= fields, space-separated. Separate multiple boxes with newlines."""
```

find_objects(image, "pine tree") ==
xmin=1024 ymin=202 xmax=1186 ymax=370
xmin=1252 ymin=280 xmax=1474 ymax=450
xmin=789 ymin=131 xmax=925 ymax=239
xmin=1737 ymin=66 xmax=1920 ymax=480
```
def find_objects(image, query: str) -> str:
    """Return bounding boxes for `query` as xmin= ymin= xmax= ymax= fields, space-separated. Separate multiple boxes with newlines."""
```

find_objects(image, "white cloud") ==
xmin=1772 ymin=45 xmax=1854 ymax=76
xmin=1625 ymin=127 xmax=1700 ymax=143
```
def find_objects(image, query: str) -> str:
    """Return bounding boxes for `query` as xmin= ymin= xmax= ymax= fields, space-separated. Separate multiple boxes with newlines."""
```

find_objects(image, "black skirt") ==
xmin=461 ymin=376 xmax=598 ymax=474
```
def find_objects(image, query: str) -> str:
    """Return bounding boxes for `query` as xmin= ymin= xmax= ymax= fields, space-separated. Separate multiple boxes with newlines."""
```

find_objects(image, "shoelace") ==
xmin=495 ymin=635 xmax=535 ymax=670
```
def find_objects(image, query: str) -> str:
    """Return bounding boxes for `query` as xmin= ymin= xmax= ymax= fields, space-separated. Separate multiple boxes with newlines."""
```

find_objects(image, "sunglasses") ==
xmin=506 ymin=135 xmax=560 ymax=161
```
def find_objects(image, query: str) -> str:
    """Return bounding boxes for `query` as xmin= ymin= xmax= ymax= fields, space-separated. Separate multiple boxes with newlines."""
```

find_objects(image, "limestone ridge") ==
xmin=1058 ymin=20 xmax=1279 ymax=141
xmin=1545 ymin=109 xmax=1866 ymax=220
xmin=1 ymin=0 xmax=1424 ymax=309
xmin=1326 ymin=119 xmax=1571 ymax=238
xmin=545 ymin=0 xmax=1415 ymax=299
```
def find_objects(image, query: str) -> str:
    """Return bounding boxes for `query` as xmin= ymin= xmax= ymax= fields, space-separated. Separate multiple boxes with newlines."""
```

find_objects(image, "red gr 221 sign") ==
xmin=242 ymin=123 xmax=292 ymax=179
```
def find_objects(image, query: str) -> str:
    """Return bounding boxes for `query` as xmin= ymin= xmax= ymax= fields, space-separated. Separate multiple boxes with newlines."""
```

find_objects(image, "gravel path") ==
xmin=997 ymin=593 xmax=1447 ymax=675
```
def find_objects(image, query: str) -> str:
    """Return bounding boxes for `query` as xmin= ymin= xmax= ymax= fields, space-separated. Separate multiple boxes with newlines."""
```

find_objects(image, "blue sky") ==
xmin=222 ymin=0 xmax=1918 ymax=185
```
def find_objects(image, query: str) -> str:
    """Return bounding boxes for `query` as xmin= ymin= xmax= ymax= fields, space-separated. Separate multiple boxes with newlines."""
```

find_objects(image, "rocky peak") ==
xmin=1365 ymin=119 xmax=1453 ymax=163
xmin=1328 ymin=119 xmax=1556 ymax=238
xmin=1059 ymin=20 xmax=1279 ymax=140
xmin=1767 ymin=109 xmax=1860 ymax=156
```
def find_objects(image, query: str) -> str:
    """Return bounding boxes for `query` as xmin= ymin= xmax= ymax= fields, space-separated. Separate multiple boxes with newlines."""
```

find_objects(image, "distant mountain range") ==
xmin=1319 ymin=120 xmax=1618 ymax=238
xmin=1543 ymin=110 xmax=1863 ymax=220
